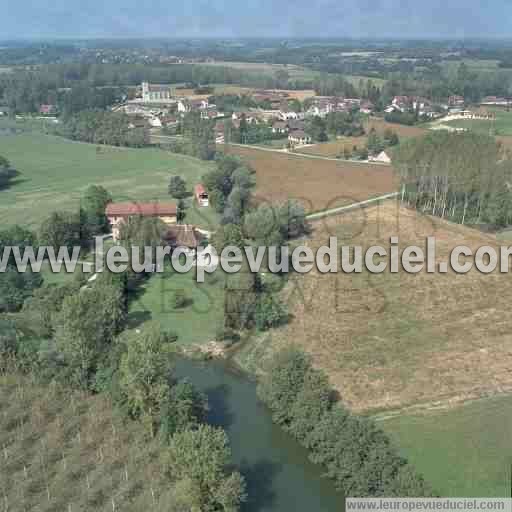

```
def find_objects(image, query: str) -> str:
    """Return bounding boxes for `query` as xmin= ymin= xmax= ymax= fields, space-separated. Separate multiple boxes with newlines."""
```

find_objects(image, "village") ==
xmin=3 ymin=32 xmax=512 ymax=507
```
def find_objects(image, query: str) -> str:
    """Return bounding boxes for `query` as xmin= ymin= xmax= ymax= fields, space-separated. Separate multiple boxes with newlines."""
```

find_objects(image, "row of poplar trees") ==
xmin=393 ymin=131 xmax=512 ymax=228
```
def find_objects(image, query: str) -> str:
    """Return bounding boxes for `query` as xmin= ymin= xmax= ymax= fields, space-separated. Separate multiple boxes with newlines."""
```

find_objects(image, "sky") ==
xmin=1 ymin=0 xmax=511 ymax=40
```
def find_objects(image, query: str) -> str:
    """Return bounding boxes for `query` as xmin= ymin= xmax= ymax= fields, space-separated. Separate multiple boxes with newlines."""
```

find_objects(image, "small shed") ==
xmin=195 ymin=184 xmax=209 ymax=207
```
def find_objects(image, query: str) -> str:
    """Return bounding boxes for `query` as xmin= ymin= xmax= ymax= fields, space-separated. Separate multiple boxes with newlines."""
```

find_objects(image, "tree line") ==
xmin=0 ymin=62 xmax=307 ymax=115
xmin=0 ymin=185 xmax=248 ymax=511
xmin=2 ymin=57 xmax=512 ymax=120
xmin=201 ymin=154 xmax=309 ymax=336
xmin=171 ymin=111 xmax=216 ymax=160
xmin=258 ymin=349 xmax=435 ymax=497
xmin=0 ymin=155 xmax=19 ymax=190
xmin=393 ymin=131 xmax=512 ymax=227
xmin=54 ymin=111 xmax=149 ymax=147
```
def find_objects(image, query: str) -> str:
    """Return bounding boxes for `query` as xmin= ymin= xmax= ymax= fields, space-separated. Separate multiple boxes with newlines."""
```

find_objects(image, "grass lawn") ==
xmin=445 ymin=108 xmax=512 ymax=136
xmin=382 ymin=395 xmax=512 ymax=497
xmin=0 ymin=125 xmax=218 ymax=230
xmin=127 ymin=265 xmax=225 ymax=346
xmin=39 ymin=260 xmax=81 ymax=286
xmin=202 ymin=62 xmax=321 ymax=81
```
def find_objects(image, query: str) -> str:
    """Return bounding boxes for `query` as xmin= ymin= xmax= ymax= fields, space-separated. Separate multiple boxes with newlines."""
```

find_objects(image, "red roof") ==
xmin=163 ymin=225 xmax=203 ymax=248
xmin=194 ymin=184 xmax=207 ymax=196
xmin=106 ymin=202 xmax=177 ymax=217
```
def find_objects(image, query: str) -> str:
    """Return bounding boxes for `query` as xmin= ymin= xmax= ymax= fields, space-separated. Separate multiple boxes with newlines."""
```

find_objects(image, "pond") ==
xmin=175 ymin=358 xmax=344 ymax=512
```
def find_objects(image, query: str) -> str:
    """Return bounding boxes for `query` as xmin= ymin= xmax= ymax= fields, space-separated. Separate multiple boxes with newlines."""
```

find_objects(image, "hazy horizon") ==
xmin=1 ymin=0 xmax=511 ymax=40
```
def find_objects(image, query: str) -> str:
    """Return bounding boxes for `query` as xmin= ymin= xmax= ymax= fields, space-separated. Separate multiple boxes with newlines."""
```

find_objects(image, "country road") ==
xmin=222 ymin=141 xmax=393 ymax=166
xmin=151 ymin=133 xmax=392 ymax=167
xmin=305 ymin=192 xmax=399 ymax=220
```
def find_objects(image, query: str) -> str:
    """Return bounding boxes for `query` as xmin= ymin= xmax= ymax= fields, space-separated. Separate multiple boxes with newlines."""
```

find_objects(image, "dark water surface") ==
xmin=175 ymin=358 xmax=344 ymax=512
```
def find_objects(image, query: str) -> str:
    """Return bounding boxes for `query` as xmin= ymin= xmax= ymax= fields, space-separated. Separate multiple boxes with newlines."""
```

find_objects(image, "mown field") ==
xmin=0 ymin=373 xmax=176 ymax=512
xmin=344 ymin=75 xmax=388 ymax=88
xmin=225 ymin=145 xmax=397 ymax=213
xmin=202 ymin=62 xmax=388 ymax=90
xmin=201 ymin=61 xmax=321 ymax=82
xmin=366 ymin=117 xmax=427 ymax=139
xmin=0 ymin=126 xmax=217 ymax=230
xmin=236 ymin=201 xmax=512 ymax=413
xmin=207 ymin=83 xmax=317 ymax=102
xmin=382 ymin=395 xmax=512 ymax=497
xmin=127 ymin=266 xmax=225 ymax=346
xmin=445 ymin=108 xmax=512 ymax=136
xmin=178 ymin=82 xmax=316 ymax=102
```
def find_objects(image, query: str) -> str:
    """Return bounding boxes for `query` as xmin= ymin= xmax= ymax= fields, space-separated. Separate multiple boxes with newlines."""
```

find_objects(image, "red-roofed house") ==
xmin=39 ymin=104 xmax=58 ymax=115
xmin=448 ymin=95 xmax=465 ymax=107
xmin=163 ymin=225 xmax=204 ymax=250
xmin=195 ymin=184 xmax=209 ymax=207
xmin=106 ymin=202 xmax=177 ymax=241
xmin=288 ymin=130 xmax=312 ymax=146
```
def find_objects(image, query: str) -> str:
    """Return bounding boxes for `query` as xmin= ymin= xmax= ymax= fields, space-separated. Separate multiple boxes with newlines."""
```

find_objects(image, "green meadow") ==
xmin=127 ymin=266 xmax=225 ymax=346
xmin=445 ymin=108 xmax=512 ymax=136
xmin=382 ymin=395 xmax=512 ymax=497
xmin=0 ymin=125 xmax=217 ymax=230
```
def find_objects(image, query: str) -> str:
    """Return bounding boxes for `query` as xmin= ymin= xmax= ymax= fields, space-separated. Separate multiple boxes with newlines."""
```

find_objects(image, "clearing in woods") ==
xmin=235 ymin=201 xmax=512 ymax=413
xmin=224 ymin=145 xmax=397 ymax=213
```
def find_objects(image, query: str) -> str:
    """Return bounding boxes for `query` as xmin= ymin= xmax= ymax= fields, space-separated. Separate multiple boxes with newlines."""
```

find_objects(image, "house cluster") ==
xmin=218 ymin=111 xmax=311 ymax=146
xmin=444 ymin=109 xmax=496 ymax=121
xmin=448 ymin=95 xmax=465 ymax=108
xmin=305 ymin=96 xmax=374 ymax=118
xmin=106 ymin=187 xmax=210 ymax=251
xmin=116 ymin=83 xmax=227 ymax=129
xmin=288 ymin=129 xmax=312 ymax=146
xmin=115 ymin=102 xmax=180 ymax=129
xmin=385 ymin=96 xmax=440 ymax=118
xmin=129 ymin=83 xmax=379 ymax=137
xmin=271 ymin=119 xmax=311 ymax=145
xmin=252 ymin=90 xmax=291 ymax=110
xmin=177 ymin=97 xmax=222 ymax=120
xmin=38 ymin=104 xmax=59 ymax=115
xmin=480 ymin=96 xmax=512 ymax=107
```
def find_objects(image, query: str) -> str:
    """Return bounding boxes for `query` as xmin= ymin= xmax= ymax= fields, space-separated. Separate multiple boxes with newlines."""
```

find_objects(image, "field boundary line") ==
xmin=306 ymin=192 xmax=399 ymax=220
xmin=222 ymin=142 xmax=394 ymax=167
xmin=372 ymin=386 xmax=512 ymax=422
